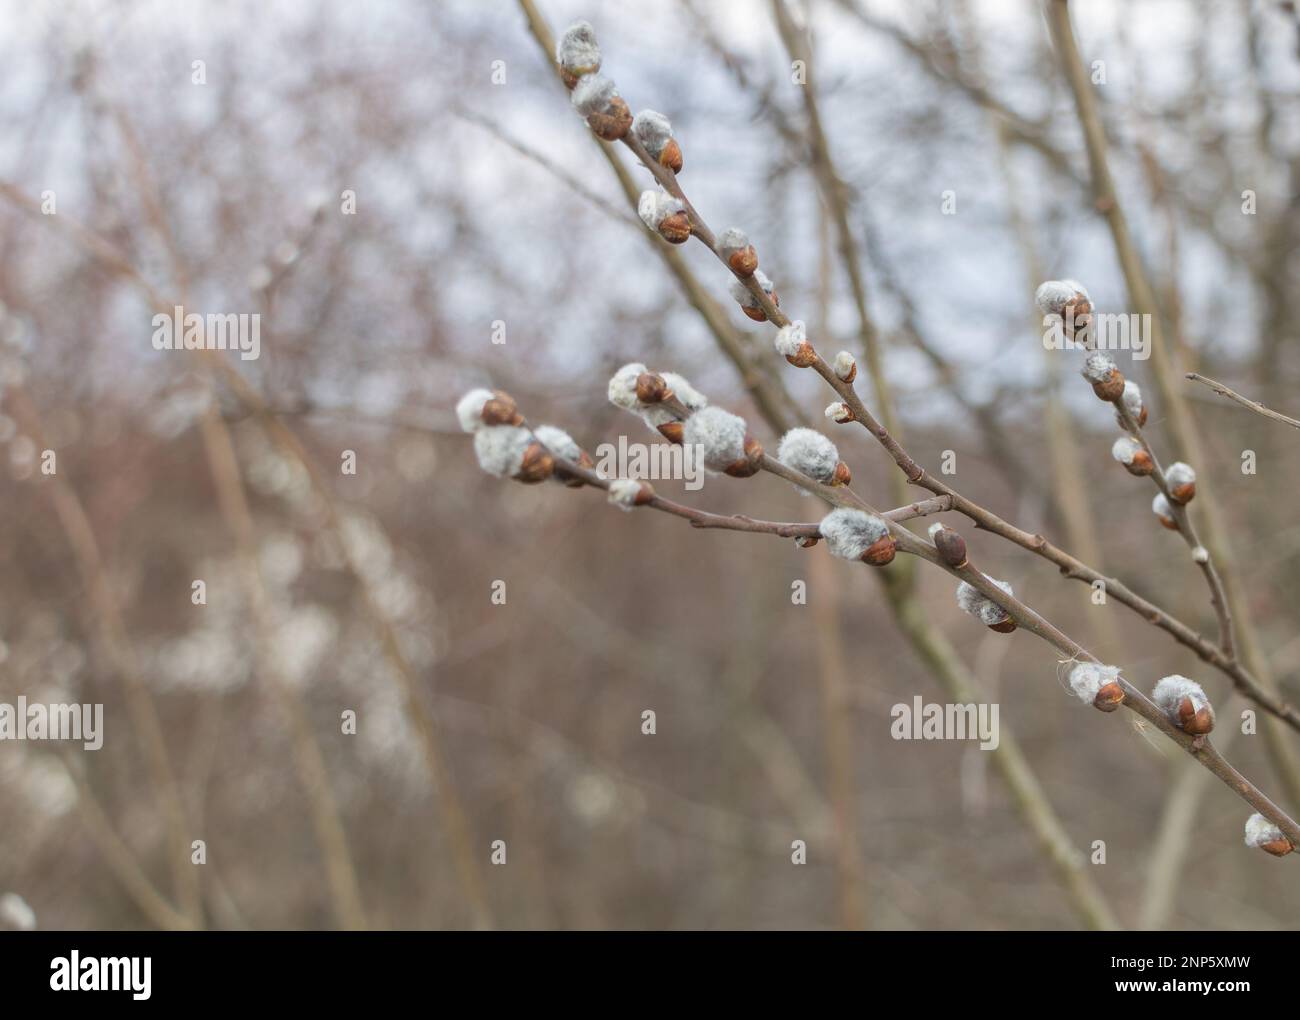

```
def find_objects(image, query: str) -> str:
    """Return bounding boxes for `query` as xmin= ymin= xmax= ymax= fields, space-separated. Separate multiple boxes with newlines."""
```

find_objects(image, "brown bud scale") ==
xmin=482 ymin=391 xmax=524 ymax=427
xmin=724 ymin=435 xmax=765 ymax=478
xmin=1177 ymin=697 xmax=1214 ymax=736
xmin=933 ymin=527 xmax=968 ymax=570
xmin=588 ymin=97 xmax=632 ymax=141
xmin=1124 ymin=450 xmax=1154 ymax=476
xmin=728 ymin=246 xmax=758 ymax=277
xmin=658 ymin=138 xmax=683 ymax=174
xmin=785 ymin=343 xmax=817 ymax=369
xmin=658 ymin=210 xmax=691 ymax=244
xmin=635 ymin=372 xmax=669 ymax=405
xmin=861 ymin=534 xmax=897 ymax=567
xmin=1093 ymin=681 xmax=1125 ymax=712
xmin=515 ymin=442 xmax=555 ymax=484
xmin=1092 ymin=370 xmax=1125 ymax=402
xmin=657 ymin=421 xmax=684 ymax=445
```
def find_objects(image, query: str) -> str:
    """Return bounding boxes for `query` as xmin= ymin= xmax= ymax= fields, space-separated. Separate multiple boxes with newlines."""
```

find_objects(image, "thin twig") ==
xmin=1187 ymin=372 xmax=1300 ymax=431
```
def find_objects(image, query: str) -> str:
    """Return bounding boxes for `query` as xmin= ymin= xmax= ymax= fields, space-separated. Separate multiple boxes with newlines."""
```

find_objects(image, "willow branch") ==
xmin=540 ymin=53 xmax=1300 ymax=844
xmin=1187 ymin=372 xmax=1300 ymax=431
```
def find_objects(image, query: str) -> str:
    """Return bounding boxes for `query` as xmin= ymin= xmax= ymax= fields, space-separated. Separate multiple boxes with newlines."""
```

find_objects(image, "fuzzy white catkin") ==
xmin=1244 ymin=812 xmax=1285 ymax=848
xmin=608 ymin=362 xmax=649 ymax=409
xmin=1111 ymin=436 xmax=1141 ymax=465
xmin=820 ymin=508 xmax=888 ymax=560
xmin=956 ymin=579 xmax=1013 ymax=627
xmin=1152 ymin=675 xmax=1213 ymax=721
xmin=557 ymin=20 xmax=601 ymax=74
xmin=632 ymin=110 xmax=673 ymax=156
xmin=683 ymin=406 xmax=747 ymax=470
xmin=1082 ymin=351 xmax=1117 ymax=383
xmin=1121 ymin=380 xmax=1143 ymax=416
xmin=825 ymin=401 xmax=851 ymax=422
xmin=1068 ymin=662 xmax=1122 ymax=705
xmin=1152 ymin=492 xmax=1173 ymax=519
xmin=638 ymin=406 xmax=676 ymax=430
xmin=729 ymin=269 xmax=773 ymax=307
xmin=638 ymin=189 xmax=682 ymax=229
xmin=534 ymin=425 xmax=581 ymax=462
xmin=661 ymin=371 xmax=707 ymax=411
xmin=1034 ymin=279 xmax=1088 ymax=314
xmin=456 ymin=389 xmax=494 ymax=433
xmin=773 ymin=321 xmax=807 ymax=357
xmin=719 ymin=227 xmax=750 ymax=254
xmin=607 ymin=478 xmax=642 ymax=511
xmin=832 ymin=351 xmax=856 ymax=380
xmin=777 ymin=428 xmax=839 ymax=484
xmin=927 ymin=522 xmax=945 ymax=539
xmin=0 ymin=893 xmax=35 ymax=931
xmin=474 ymin=426 xmax=532 ymax=478
xmin=1165 ymin=462 xmax=1196 ymax=487
xmin=571 ymin=73 xmax=618 ymax=116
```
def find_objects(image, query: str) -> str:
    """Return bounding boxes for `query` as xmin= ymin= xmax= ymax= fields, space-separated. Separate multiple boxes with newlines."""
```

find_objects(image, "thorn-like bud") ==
xmin=820 ymin=508 xmax=895 ymax=566
xmin=928 ymin=522 xmax=968 ymax=569
xmin=1111 ymin=436 xmax=1153 ymax=476
xmin=1082 ymin=351 xmax=1124 ymax=402
xmin=1164 ymin=462 xmax=1197 ymax=504
xmin=1068 ymin=662 xmax=1126 ymax=713
xmin=637 ymin=189 xmax=690 ymax=244
xmin=632 ymin=110 xmax=682 ymax=173
xmin=1152 ymin=492 xmax=1179 ymax=531
xmin=956 ymin=578 xmax=1015 ymax=633
xmin=773 ymin=320 xmax=816 ymax=367
xmin=1153 ymin=675 xmax=1215 ymax=736
xmin=1245 ymin=812 xmax=1293 ymax=857
xmin=728 ymin=270 xmax=777 ymax=321
xmin=608 ymin=477 xmax=654 ymax=510
xmin=824 ymin=401 xmax=854 ymax=424
xmin=832 ymin=351 xmax=857 ymax=383
xmin=572 ymin=74 xmax=632 ymax=141
xmin=719 ymin=228 xmax=757 ymax=277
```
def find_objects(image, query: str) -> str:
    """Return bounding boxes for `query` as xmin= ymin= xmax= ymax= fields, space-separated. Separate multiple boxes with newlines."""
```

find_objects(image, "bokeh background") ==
xmin=1 ymin=0 xmax=1298 ymax=930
